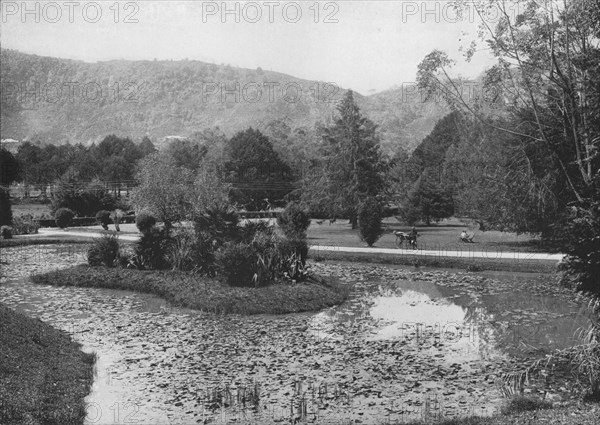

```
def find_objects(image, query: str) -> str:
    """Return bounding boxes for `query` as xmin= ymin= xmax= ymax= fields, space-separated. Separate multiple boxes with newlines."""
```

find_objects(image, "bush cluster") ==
xmin=87 ymin=202 xmax=311 ymax=288
xmin=87 ymin=234 xmax=121 ymax=267
xmin=277 ymin=202 xmax=311 ymax=238
xmin=55 ymin=208 xmax=75 ymax=229
xmin=51 ymin=180 xmax=124 ymax=217
xmin=135 ymin=211 xmax=157 ymax=233
xmin=1 ymin=225 xmax=13 ymax=239
xmin=11 ymin=214 xmax=40 ymax=235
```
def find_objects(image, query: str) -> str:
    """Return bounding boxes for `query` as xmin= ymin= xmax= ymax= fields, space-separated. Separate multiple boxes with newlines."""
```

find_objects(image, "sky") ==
xmin=0 ymin=1 xmax=502 ymax=95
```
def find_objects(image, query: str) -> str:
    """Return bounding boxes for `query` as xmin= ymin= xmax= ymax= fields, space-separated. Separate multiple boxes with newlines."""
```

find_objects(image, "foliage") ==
xmin=130 ymin=153 xmax=194 ymax=228
xmin=87 ymin=234 xmax=121 ymax=267
xmin=301 ymin=90 xmax=388 ymax=227
xmin=1 ymin=225 xmax=13 ymax=239
xmin=193 ymin=203 xmax=240 ymax=247
xmin=500 ymin=396 xmax=552 ymax=415
xmin=51 ymin=178 xmax=123 ymax=217
xmin=189 ymin=165 xmax=231 ymax=219
xmin=504 ymin=301 xmax=600 ymax=401
xmin=135 ymin=211 xmax=156 ymax=233
xmin=357 ymin=197 xmax=384 ymax=246
xmin=95 ymin=210 xmax=112 ymax=230
xmin=164 ymin=138 xmax=208 ymax=171
xmin=277 ymin=201 xmax=311 ymax=238
xmin=11 ymin=214 xmax=39 ymax=235
xmin=132 ymin=227 xmax=174 ymax=270
xmin=215 ymin=242 xmax=257 ymax=287
xmin=417 ymin=0 xmax=600 ymax=240
xmin=0 ymin=148 xmax=21 ymax=187
xmin=404 ymin=171 xmax=454 ymax=225
xmin=54 ymin=208 xmax=74 ymax=229
xmin=167 ymin=230 xmax=198 ymax=272
xmin=0 ymin=186 xmax=12 ymax=226
xmin=559 ymin=177 xmax=600 ymax=295
xmin=223 ymin=128 xmax=295 ymax=210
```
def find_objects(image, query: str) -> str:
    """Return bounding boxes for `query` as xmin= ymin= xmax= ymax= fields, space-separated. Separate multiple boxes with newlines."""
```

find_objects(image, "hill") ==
xmin=0 ymin=49 xmax=448 ymax=154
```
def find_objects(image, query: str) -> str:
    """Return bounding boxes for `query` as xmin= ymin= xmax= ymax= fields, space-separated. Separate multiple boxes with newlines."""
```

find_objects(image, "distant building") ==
xmin=0 ymin=139 xmax=20 ymax=154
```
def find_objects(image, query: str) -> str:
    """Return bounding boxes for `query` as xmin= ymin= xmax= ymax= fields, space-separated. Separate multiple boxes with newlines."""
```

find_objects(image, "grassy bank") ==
xmin=0 ymin=237 xmax=94 ymax=248
xmin=311 ymin=250 xmax=558 ymax=273
xmin=0 ymin=304 xmax=96 ymax=425
xmin=404 ymin=401 xmax=598 ymax=425
xmin=31 ymin=265 xmax=350 ymax=315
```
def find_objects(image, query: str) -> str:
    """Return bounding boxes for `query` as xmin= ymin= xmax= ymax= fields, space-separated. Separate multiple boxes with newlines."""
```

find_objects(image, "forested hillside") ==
xmin=0 ymin=48 xmax=447 ymax=154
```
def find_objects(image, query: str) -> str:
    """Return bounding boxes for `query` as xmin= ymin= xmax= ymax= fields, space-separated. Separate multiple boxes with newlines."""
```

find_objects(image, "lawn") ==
xmin=31 ymin=265 xmax=350 ymax=315
xmin=10 ymin=201 xmax=52 ymax=217
xmin=308 ymin=216 xmax=552 ymax=253
xmin=0 ymin=304 xmax=95 ymax=425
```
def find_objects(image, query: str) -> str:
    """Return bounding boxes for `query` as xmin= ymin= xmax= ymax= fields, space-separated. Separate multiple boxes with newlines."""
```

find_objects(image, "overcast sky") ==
xmin=1 ymin=1 xmax=500 ymax=94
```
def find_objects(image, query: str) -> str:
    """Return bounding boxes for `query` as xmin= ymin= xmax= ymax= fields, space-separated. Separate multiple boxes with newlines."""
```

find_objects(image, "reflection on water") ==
xmin=309 ymin=276 xmax=591 ymax=361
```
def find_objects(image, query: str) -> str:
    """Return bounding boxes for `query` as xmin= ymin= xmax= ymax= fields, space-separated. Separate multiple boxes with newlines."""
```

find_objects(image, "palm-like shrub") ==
xmin=215 ymin=242 xmax=257 ymax=287
xmin=133 ymin=227 xmax=173 ymax=270
xmin=277 ymin=201 xmax=311 ymax=238
xmin=358 ymin=197 xmax=383 ymax=247
xmin=87 ymin=234 xmax=120 ymax=267
xmin=55 ymin=208 xmax=74 ymax=229
xmin=193 ymin=203 xmax=240 ymax=247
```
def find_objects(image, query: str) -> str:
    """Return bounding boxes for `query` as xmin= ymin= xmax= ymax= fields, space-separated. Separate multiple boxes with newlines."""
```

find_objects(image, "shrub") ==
xmin=87 ymin=234 xmax=120 ymax=267
xmin=358 ymin=197 xmax=383 ymax=247
xmin=251 ymin=228 xmax=282 ymax=287
xmin=11 ymin=215 xmax=39 ymax=235
xmin=500 ymin=396 xmax=552 ymax=415
xmin=559 ymin=190 xmax=600 ymax=295
xmin=135 ymin=211 xmax=156 ymax=233
xmin=167 ymin=230 xmax=197 ymax=272
xmin=1 ymin=225 xmax=13 ymax=239
xmin=216 ymin=242 xmax=257 ymax=287
xmin=133 ymin=227 xmax=173 ymax=270
xmin=193 ymin=203 xmax=240 ymax=247
xmin=51 ymin=179 xmax=123 ymax=217
xmin=277 ymin=237 xmax=310 ymax=281
xmin=55 ymin=208 xmax=75 ymax=229
xmin=277 ymin=202 xmax=311 ymax=238
xmin=0 ymin=186 xmax=12 ymax=226
xmin=95 ymin=210 xmax=112 ymax=230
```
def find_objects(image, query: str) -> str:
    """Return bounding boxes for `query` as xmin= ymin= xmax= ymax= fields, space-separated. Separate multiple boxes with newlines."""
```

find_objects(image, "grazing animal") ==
xmin=329 ymin=217 xmax=337 ymax=225
xmin=394 ymin=231 xmax=417 ymax=249
xmin=315 ymin=219 xmax=325 ymax=225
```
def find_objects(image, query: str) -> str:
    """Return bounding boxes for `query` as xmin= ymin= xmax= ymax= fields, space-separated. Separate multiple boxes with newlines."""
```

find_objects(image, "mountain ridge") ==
xmin=0 ymin=48 xmax=449 ymax=154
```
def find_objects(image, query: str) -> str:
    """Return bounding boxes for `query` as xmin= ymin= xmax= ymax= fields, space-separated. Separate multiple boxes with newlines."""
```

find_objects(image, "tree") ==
xmin=417 ymin=0 xmax=600 ymax=238
xmin=302 ymin=90 xmax=387 ymax=228
xmin=189 ymin=164 xmax=231 ymax=218
xmin=164 ymin=138 xmax=208 ymax=171
xmin=130 ymin=153 xmax=194 ymax=229
xmin=139 ymin=136 xmax=157 ymax=157
xmin=222 ymin=128 xmax=294 ymax=210
xmin=0 ymin=148 xmax=21 ymax=189
xmin=405 ymin=170 xmax=454 ymax=225
xmin=358 ymin=197 xmax=384 ymax=246
xmin=0 ymin=186 xmax=12 ymax=226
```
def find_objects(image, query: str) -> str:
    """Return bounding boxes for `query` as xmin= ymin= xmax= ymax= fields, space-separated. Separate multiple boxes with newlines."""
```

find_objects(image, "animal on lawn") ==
xmin=394 ymin=231 xmax=417 ymax=249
